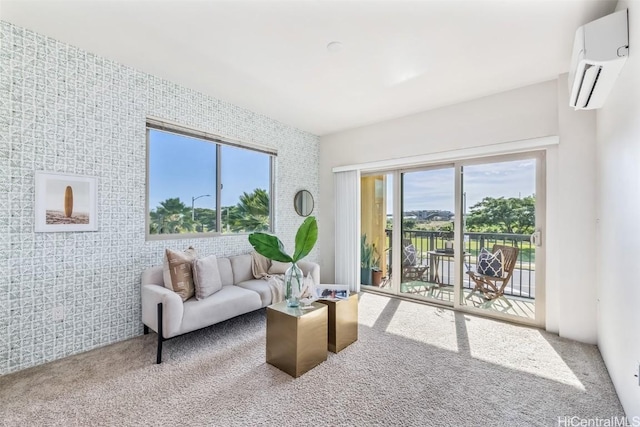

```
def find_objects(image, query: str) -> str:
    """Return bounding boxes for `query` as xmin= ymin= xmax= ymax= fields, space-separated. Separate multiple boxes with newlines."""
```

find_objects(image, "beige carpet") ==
xmin=0 ymin=293 xmax=624 ymax=426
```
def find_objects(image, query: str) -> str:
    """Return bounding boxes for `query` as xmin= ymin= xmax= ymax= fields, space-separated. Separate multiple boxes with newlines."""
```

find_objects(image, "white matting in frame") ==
xmin=35 ymin=171 xmax=98 ymax=232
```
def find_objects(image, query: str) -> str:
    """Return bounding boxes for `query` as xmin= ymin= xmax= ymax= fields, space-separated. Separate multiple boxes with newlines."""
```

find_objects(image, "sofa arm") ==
xmin=141 ymin=284 xmax=183 ymax=339
xmin=297 ymin=261 xmax=320 ymax=287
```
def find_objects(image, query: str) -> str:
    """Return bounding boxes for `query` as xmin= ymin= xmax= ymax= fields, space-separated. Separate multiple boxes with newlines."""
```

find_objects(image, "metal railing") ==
xmin=385 ymin=229 xmax=535 ymax=299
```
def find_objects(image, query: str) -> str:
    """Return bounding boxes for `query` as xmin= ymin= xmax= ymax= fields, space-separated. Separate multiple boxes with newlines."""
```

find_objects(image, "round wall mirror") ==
xmin=294 ymin=190 xmax=314 ymax=217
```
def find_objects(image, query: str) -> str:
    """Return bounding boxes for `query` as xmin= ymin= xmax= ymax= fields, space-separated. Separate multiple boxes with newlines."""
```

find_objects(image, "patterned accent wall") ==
xmin=0 ymin=21 xmax=320 ymax=375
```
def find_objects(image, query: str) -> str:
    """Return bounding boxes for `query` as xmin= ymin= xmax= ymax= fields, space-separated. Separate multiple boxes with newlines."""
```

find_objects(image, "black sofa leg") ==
xmin=143 ymin=324 xmax=149 ymax=335
xmin=156 ymin=302 xmax=163 ymax=364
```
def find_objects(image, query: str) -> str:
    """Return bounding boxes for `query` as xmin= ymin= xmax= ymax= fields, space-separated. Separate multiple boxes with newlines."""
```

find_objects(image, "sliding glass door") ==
xmin=399 ymin=166 xmax=457 ymax=304
xmin=360 ymin=151 xmax=545 ymax=326
xmin=458 ymin=154 xmax=544 ymax=324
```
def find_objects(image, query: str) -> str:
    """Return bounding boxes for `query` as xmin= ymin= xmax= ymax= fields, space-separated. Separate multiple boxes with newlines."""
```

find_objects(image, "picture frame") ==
xmin=313 ymin=284 xmax=349 ymax=301
xmin=35 ymin=171 xmax=98 ymax=232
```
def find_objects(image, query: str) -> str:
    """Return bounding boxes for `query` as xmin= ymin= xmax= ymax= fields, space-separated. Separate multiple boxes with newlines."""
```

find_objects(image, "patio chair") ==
xmin=465 ymin=244 xmax=519 ymax=306
xmin=402 ymin=240 xmax=429 ymax=282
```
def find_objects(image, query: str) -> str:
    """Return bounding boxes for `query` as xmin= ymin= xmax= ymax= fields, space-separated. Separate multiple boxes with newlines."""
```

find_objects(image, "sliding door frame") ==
xmin=397 ymin=163 xmax=456 ymax=305
xmin=452 ymin=150 xmax=546 ymax=328
xmin=360 ymin=150 xmax=546 ymax=328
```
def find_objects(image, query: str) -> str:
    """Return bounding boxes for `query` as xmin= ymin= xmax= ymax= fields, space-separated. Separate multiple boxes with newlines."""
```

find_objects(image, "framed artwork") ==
xmin=314 ymin=284 xmax=349 ymax=301
xmin=35 ymin=172 xmax=98 ymax=232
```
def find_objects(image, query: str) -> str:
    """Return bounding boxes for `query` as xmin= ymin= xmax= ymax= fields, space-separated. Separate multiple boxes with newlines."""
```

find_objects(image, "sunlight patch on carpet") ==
xmin=463 ymin=318 xmax=585 ymax=390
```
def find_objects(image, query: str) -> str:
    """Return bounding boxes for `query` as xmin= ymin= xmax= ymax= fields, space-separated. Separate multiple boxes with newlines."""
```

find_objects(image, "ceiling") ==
xmin=2 ymin=0 xmax=617 ymax=136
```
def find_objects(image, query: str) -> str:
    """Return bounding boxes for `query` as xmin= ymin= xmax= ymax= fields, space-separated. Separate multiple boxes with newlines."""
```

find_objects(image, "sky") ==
xmin=388 ymin=159 xmax=536 ymax=214
xmin=149 ymin=129 xmax=534 ymax=216
xmin=148 ymin=129 xmax=270 ymax=211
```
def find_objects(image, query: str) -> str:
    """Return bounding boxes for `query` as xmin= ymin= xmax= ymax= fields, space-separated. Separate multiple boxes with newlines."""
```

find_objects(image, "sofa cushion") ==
xmin=163 ymin=247 xmax=197 ymax=301
xmin=268 ymin=260 xmax=291 ymax=275
xmin=229 ymin=254 xmax=253 ymax=284
xmin=236 ymin=279 xmax=272 ymax=307
xmin=180 ymin=285 xmax=262 ymax=335
xmin=217 ymin=257 xmax=234 ymax=287
xmin=193 ymin=255 xmax=223 ymax=300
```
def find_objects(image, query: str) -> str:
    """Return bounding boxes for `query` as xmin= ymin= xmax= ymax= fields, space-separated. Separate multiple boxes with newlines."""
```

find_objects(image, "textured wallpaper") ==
xmin=0 ymin=21 xmax=320 ymax=374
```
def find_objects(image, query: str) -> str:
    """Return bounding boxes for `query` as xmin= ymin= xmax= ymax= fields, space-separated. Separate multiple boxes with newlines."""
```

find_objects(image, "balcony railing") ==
xmin=385 ymin=229 xmax=535 ymax=299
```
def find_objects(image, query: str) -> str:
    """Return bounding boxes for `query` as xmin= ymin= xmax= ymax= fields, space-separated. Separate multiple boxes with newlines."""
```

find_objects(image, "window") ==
xmin=146 ymin=121 xmax=275 ymax=238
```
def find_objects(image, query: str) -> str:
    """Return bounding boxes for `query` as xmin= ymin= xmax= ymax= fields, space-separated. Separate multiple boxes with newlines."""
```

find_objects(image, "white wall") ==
xmin=596 ymin=1 xmax=640 ymax=417
xmin=320 ymin=78 xmax=600 ymax=343
xmin=320 ymin=80 xmax=559 ymax=281
xmin=554 ymin=74 xmax=598 ymax=343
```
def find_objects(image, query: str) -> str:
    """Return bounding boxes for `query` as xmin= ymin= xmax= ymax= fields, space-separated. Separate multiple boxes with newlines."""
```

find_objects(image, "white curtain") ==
xmin=334 ymin=170 xmax=360 ymax=292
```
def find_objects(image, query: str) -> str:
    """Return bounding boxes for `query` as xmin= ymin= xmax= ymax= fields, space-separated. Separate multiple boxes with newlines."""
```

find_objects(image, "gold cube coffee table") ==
xmin=316 ymin=291 xmax=358 ymax=353
xmin=266 ymin=301 xmax=328 ymax=378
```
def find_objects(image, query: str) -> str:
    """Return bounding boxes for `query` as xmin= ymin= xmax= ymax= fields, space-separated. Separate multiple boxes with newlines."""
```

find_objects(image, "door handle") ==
xmin=530 ymin=230 xmax=542 ymax=247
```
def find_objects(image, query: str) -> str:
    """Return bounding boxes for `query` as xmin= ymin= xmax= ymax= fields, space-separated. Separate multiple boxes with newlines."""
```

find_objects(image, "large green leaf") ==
xmin=248 ymin=233 xmax=293 ymax=263
xmin=292 ymin=216 xmax=318 ymax=262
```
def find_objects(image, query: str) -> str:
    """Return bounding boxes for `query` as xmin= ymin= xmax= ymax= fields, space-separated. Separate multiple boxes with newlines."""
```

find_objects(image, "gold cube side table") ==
xmin=316 ymin=291 xmax=358 ymax=353
xmin=266 ymin=302 xmax=328 ymax=378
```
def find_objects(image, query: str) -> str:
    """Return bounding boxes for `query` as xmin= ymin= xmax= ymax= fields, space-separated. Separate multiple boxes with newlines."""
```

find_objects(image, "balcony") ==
xmin=378 ymin=229 xmax=536 ymax=319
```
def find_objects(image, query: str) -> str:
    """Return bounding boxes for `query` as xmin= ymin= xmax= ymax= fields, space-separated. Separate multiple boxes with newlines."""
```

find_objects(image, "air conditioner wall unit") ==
xmin=569 ymin=9 xmax=629 ymax=110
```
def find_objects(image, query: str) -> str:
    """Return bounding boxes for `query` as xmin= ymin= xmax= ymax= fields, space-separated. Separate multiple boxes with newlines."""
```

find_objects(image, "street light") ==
xmin=224 ymin=206 xmax=230 ymax=232
xmin=191 ymin=194 xmax=211 ymax=222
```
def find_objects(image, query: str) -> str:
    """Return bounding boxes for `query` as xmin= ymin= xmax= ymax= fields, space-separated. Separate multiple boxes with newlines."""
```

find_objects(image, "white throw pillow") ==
xmin=268 ymin=260 xmax=291 ymax=275
xmin=192 ymin=255 xmax=223 ymax=300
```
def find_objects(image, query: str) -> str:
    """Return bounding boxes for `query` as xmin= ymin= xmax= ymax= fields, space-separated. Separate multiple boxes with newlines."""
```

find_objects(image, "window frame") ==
xmin=145 ymin=119 xmax=276 ymax=241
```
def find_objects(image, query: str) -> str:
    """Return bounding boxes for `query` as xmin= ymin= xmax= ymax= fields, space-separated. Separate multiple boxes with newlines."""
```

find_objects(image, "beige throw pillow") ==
xmin=268 ymin=260 xmax=291 ymax=275
xmin=193 ymin=255 xmax=223 ymax=300
xmin=163 ymin=247 xmax=197 ymax=301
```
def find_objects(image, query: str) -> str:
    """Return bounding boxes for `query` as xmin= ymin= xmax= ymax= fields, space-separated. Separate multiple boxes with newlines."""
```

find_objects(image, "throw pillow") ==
xmin=268 ymin=260 xmax=291 ymax=275
xmin=402 ymin=244 xmax=417 ymax=267
xmin=192 ymin=255 xmax=223 ymax=300
xmin=163 ymin=247 xmax=198 ymax=301
xmin=477 ymin=248 xmax=504 ymax=278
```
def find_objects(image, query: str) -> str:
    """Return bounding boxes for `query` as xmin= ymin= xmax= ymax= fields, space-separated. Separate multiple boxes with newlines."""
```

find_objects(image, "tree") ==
xmin=402 ymin=219 xmax=417 ymax=230
xmin=149 ymin=198 xmax=196 ymax=234
xmin=229 ymin=188 xmax=270 ymax=232
xmin=465 ymin=196 xmax=535 ymax=234
xmin=193 ymin=207 xmax=216 ymax=232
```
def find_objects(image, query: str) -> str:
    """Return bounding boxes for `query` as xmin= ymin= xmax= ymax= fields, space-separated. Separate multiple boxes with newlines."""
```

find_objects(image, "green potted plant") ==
xmin=371 ymin=250 xmax=383 ymax=286
xmin=361 ymin=234 xmax=376 ymax=286
xmin=248 ymin=216 xmax=318 ymax=307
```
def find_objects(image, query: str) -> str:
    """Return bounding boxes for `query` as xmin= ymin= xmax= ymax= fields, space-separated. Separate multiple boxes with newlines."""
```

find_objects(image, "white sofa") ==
xmin=141 ymin=253 xmax=320 ymax=363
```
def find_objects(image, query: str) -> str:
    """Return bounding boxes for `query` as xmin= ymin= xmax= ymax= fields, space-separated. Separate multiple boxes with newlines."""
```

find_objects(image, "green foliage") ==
xmin=248 ymin=216 xmax=318 ymax=263
xmin=228 ymin=188 xmax=270 ymax=232
xmin=360 ymin=234 xmax=379 ymax=269
xmin=149 ymin=198 xmax=196 ymax=234
xmin=436 ymin=221 xmax=454 ymax=239
xmin=194 ymin=207 xmax=216 ymax=231
xmin=247 ymin=233 xmax=292 ymax=262
xmin=466 ymin=195 xmax=535 ymax=234
xmin=149 ymin=188 xmax=271 ymax=234
xmin=403 ymin=219 xmax=416 ymax=230
xmin=292 ymin=216 xmax=319 ymax=261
